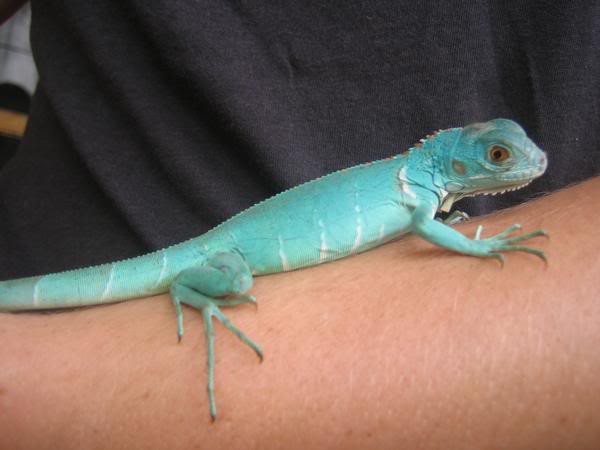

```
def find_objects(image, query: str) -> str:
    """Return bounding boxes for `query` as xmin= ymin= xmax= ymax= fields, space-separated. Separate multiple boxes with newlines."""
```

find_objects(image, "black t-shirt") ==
xmin=1 ymin=1 xmax=598 ymax=279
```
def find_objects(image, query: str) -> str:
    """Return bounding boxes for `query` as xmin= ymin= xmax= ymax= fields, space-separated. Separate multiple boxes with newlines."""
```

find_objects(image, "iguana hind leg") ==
xmin=170 ymin=251 xmax=262 ymax=421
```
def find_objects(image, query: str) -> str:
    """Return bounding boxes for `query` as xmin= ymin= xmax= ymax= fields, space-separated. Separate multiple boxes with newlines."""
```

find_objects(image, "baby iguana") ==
xmin=0 ymin=118 xmax=548 ymax=420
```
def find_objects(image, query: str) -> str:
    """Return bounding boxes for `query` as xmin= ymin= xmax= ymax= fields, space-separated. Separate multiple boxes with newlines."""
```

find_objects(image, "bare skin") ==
xmin=0 ymin=177 xmax=599 ymax=450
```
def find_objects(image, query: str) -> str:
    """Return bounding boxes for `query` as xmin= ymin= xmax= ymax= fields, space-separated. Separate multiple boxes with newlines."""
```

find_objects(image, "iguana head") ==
xmin=435 ymin=119 xmax=547 ymax=211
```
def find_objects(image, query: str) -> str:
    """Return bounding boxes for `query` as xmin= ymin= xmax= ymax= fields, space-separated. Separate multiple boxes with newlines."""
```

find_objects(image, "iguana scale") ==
xmin=0 ymin=118 xmax=549 ymax=420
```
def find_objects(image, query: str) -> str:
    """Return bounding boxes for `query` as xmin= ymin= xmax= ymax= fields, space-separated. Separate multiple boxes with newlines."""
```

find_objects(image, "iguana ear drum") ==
xmin=452 ymin=159 xmax=466 ymax=175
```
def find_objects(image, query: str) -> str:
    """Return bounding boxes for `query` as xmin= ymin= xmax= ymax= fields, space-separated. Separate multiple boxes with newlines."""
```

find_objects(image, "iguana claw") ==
xmin=478 ymin=224 xmax=548 ymax=265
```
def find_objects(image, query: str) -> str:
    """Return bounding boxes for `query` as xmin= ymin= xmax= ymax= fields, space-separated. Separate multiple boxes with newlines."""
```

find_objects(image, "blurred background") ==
xmin=0 ymin=2 xmax=37 ymax=169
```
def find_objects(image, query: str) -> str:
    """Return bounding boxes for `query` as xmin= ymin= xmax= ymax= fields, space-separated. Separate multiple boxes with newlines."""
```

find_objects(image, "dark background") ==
xmin=0 ymin=0 xmax=598 ymax=279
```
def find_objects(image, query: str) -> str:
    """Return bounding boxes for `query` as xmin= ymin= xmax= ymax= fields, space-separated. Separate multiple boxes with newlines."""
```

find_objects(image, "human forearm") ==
xmin=1 ymin=177 xmax=599 ymax=449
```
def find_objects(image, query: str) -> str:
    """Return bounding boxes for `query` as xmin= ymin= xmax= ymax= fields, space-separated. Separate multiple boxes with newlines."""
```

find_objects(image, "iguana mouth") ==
xmin=474 ymin=180 xmax=533 ymax=197
xmin=440 ymin=180 xmax=533 ymax=212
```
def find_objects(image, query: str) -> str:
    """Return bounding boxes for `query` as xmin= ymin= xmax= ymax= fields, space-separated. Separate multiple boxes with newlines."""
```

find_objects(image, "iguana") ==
xmin=0 ymin=118 xmax=548 ymax=420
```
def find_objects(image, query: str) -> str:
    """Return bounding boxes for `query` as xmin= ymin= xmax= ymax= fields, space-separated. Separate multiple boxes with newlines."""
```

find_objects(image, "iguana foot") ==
xmin=442 ymin=210 xmax=470 ymax=226
xmin=212 ymin=293 xmax=257 ymax=308
xmin=169 ymin=251 xmax=262 ymax=421
xmin=473 ymin=224 xmax=548 ymax=265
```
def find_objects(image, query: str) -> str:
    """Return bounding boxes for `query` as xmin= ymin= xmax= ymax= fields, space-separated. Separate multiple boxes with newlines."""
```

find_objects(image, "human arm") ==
xmin=0 ymin=177 xmax=598 ymax=450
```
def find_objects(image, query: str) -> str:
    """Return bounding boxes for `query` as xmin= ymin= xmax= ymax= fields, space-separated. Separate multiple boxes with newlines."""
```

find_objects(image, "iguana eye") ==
xmin=488 ymin=145 xmax=510 ymax=163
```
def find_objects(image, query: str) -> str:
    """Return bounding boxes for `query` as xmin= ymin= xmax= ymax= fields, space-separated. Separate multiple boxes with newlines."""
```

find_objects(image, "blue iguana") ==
xmin=0 ymin=118 xmax=548 ymax=420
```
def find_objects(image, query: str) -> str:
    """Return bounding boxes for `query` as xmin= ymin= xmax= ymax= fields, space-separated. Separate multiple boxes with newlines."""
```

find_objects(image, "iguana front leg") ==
xmin=170 ymin=251 xmax=262 ymax=421
xmin=411 ymin=201 xmax=547 ymax=263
